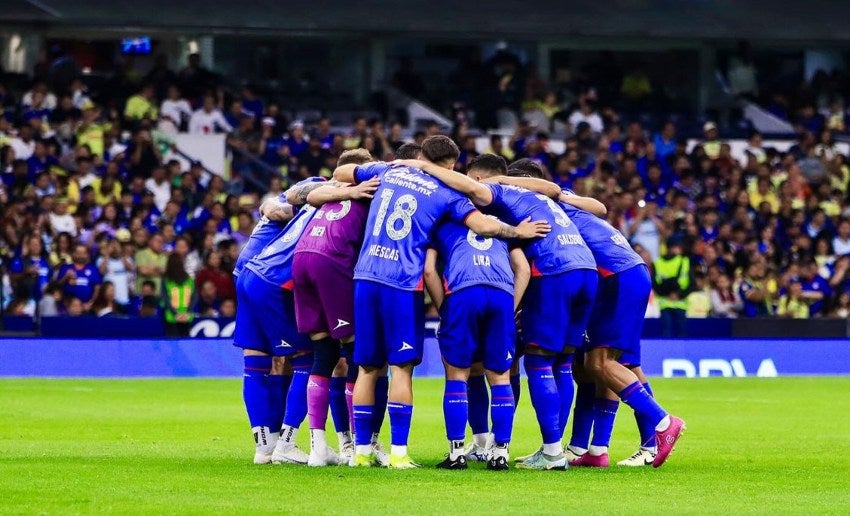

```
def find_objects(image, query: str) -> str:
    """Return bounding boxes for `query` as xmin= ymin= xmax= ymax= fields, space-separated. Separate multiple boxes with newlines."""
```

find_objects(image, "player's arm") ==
xmin=396 ymin=159 xmax=493 ymax=206
xmin=331 ymin=164 xmax=358 ymax=183
xmin=559 ymin=192 xmax=608 ymax=217
xmin=260 ymin=199 xmax=295 ymax=222
xmin=306 ymin=177 xmax=380 ymax=207
xmin=485 ymin=175 xmax=561 ymax=200
xmin=464 ymin=211 xmax=550 ymax=239
xmin=509 ymin=248 xmax=530 ymax=312
xmin=285 ymin=180 xmax=334 ymax=206
xmin=423 ymin=248 xmax=445 ymax=311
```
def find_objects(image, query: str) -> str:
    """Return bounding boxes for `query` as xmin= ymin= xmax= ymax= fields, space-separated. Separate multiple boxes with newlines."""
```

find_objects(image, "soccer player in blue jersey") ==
xmin=507 ymin=159 xmax=686 ymax=468
xmin=398 ymin=154 xmax=597 ymax=471
xmin=424 ymin=155 xmax=531 ymax=470
xmin=333 ymin=136 xmax=550 ymax=469
xmin=232 ymin=176 xmax=327 ymax=464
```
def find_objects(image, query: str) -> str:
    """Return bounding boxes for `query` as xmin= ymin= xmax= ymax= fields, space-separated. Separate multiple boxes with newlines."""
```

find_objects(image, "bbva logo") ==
xmin=662 ymin=358 xmax=778 ymax=378
xmin=189 ymin=320 xmax=236 ymax=338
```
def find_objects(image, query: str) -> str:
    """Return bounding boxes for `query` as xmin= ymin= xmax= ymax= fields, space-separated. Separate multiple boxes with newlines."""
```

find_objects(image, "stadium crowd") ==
xmin=2 ymin=50 xmax=850 ymax=335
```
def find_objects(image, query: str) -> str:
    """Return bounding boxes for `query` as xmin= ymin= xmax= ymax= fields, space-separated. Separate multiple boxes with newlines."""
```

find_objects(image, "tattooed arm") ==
xmin=260 ymin=199 xmax=295 ymax=222
xmin=284 ymin=179 xmax=338 ymax=206
xmin=464 ymin=211 xmax=551 ymax=239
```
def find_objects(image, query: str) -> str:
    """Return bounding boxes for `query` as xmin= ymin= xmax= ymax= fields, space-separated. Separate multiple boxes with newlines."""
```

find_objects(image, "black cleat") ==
xmin=436 ymin=454 xmax=468 ymax=470
xmin=487 ymin=455 xmax=510 ymax=471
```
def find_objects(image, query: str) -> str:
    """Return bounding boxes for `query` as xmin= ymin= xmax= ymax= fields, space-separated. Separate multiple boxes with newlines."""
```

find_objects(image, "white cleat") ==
xmin=272 ymin=443 xmax=309 ymax=465
xmin=338 ymin=441 xmax=355 ymax=466
xmin=515 ymin=450 xmax=567 ymax=470
xmin=372 ymin=441 xmax=390 ymax=467
xmin=514 ymin=446 xmax=543 ymax=463
xmin=254 ymin=449 xmax=274 ymax=465
xmin=617 ymin=448 xmax=657 ymax=467
xmin=252 ymin=426 xmax=278 ymax=464
xmin=308 ymin=445 xmax=341 ymax=467
xmin=464 ymin=443 xmax=490 ymax=462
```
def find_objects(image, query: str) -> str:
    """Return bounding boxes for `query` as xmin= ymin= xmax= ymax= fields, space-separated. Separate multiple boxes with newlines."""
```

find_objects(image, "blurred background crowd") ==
xmin=3 ymin=33 xmax=850 ymax=336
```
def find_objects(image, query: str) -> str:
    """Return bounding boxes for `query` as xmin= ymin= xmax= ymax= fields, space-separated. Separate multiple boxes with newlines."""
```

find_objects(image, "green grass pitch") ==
xmin=1 ymin=377 xmax=849 ymax=514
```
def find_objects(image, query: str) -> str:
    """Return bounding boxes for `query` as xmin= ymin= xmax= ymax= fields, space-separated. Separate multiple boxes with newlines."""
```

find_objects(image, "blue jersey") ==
xmin=559 ymin=200 xmax=644 ymax=276
xmin=484 ymin=184 xmax=595 ymax=276
xmin=244 ymin=204 xmax=319 ymax=289
xmin=57 ymin=263 xmax=101 ymax=302
xmin=353 ymin=162 xmax=476 ymax=290
xmin=432 ymin=220 xmax=514 ymax=295
xmin=235 ymin=178 xmax=323 ymax=278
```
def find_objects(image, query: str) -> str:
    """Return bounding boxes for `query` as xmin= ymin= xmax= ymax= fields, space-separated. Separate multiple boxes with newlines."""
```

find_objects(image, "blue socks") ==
xmin=387 ymin=402 xmax=413 ymax=447
xmin=282 ymin=354 xmax=310 ymax=428
xmin=635 ymin=382 xmax=659 ymax=448
xmin=467 ymin=375 xmax=489 ymax=436
xmin=266 ymin=373 xmax=290 ymax=433
xmin=490 ymin=384 xmax=515 ymax=445
xmin=443 ymin=380 xmax=468 ymax=441
xmin=372 ymin=376 xmax=389 ymax=437
xmin=553 ymin=353 xmax=575 ymax=440
xmin=510 ymin=374 xmax=521 ymax=408
xmin=243 ymin=355 xmax=272 ymax=429
xmin=590 ymin=399 xmax=619 ymax=448
xmin=329 ymin=377 xmax=349 ymax=433
xmin=353 ymin=405 xmax=374 ymax=446
xmin=569 ymin=382 xmax=595 ymax=450
xmin=619 ymin=381 xmax=667 ymax=431
xmin=524 ymin=354 xmax=561 ymax=445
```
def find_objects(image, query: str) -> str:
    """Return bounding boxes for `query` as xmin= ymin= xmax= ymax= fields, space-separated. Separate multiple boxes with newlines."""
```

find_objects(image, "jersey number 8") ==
xmin=373 ymin=188 xmax=418 ymax=240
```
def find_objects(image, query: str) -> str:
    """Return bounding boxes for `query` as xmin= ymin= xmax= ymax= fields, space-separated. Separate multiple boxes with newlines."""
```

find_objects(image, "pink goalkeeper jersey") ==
xmin=294 ymin=198 xmax=370 ymax=270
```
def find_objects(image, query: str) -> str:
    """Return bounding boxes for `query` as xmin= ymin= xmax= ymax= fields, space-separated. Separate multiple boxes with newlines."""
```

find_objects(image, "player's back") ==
xmin=559 ymin=201 xmax=644 ymax=276
xmin=484 ymin=183 xmax=595 ymax=275
xmin=432 ymin=219 xmax=514 ymax=295
xmin=354 ymin=163 xmax=476 ymax=290
xmin=295 ymin=198 xmax=370 ymax=270
xmin=234 ymin=215 xmax=287 ymax=277
xmin=245 ymin=205 xmax=318 ymax=288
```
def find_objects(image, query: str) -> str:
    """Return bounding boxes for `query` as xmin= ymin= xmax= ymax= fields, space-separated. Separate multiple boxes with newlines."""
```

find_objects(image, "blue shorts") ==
xmin=521 ymin=269 xmax=598 ymax=354
xmin=353 ymin=280 xmax=424 ymax=367
xmin=585 ymin=264 xmax=651 ymax=363
xmin=439 ymin=285 xmax=515 ymax=374
xmin=233 ymin=269 xmax=311 ymax=356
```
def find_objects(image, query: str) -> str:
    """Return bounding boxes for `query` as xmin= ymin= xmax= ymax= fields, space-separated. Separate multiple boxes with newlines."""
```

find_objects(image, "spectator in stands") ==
xmin=777 ymin=278 xmax=810 ymax=318
xmin=653 ymin=238 xmax=692 ymax=336
xmin=833 ymin=219 xmax=850 ymax=256
xmin=124 ymin=83 xmax=159 ymax=122
xmin=97 ymin=238 xmax=133 ymax=309
xmin=144 ymin=166 xmax=171 ymax=213
xmin=39 ymin=282 xmax=62 ymax=316
xmin=189 ymin=94 xmax=232 ymax=134
xmin=739 ymin=261 xmax=773 ymax=317
xmin=701 ymin=122 xmax=722 ymax=159
xmin=568 ymin=97 xmax=604 ymax=135
xmin=709 ymin=273 xmax=741 ymax=317
xmin=90 ymin=281 xmax=123 ymax=317
xmin=162 ymin=253 xmax=195 ymax=337
xmin=135 ymin=233 xmax=167 ymax=293
xmin=160 ymin=85 xmax=192 ymax=131
xmin=194 ymin=279 xmax=220 ymax=316
xmin=9 ymin=234 xmax=51 ymax=301
xmin=57 ymin=244 xmax=102 ymax=308
xmin=195 ymin=250 xmax=234 ymax=301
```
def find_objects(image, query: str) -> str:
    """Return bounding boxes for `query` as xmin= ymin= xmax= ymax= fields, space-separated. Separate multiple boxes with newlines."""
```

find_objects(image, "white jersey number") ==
xmin=372 ymin=188 xmax=418 ymax=241
xmin=466 ymin=229 xmax=493 ymax=251
xmin=535 ymin=194 xmax=571 ymax=228
xmin=321 ymin=200 xmax=351 ymax=221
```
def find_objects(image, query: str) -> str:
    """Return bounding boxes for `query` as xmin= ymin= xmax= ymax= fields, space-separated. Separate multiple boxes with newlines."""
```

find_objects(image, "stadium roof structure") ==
xmin=4 ymin=0 xmax=850 ymax=42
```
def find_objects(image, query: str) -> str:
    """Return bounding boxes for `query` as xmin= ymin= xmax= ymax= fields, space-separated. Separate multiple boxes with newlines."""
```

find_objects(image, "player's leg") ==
xmin=350 ymin=280 xmax=385 ymax=467
xmin=384 ymin=288 xmax=425 ymax=469
xmin=436 ymin=361 xmax=471 ymax=470
xmin=233 ymin=271 xmax=278 ymax=464
xmin=305 ymin=333 xmax=340 ymax=466
xmin=466 ymin=363 xmax=490 ymax=459
xmin=510 ymin=360 xmax=522 ymax=408
xmin=371 ymin=367 xmax=390 ymax=461
xmin=567 ymin=352 xmax=595 ymax=459
xmin=329 ymin=355 xmax=353 ymax=462
xmin=267 ymin=356 xmax=291 ymax=439
xmin=481 ymin=287 xmax=517 ymax=471
xmin=618 ymin=363 xmax=658 ymax=466
xmin=515 ymin=275 xmax=567 ymax=470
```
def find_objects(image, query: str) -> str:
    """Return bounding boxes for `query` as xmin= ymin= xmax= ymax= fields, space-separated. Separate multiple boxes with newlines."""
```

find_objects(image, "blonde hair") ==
xmin=337 ymin=148 xmax=374 ymax=167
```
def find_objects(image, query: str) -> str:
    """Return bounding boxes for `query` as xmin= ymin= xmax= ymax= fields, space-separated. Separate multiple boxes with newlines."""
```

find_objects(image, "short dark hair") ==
xmin=421 ymin=135 xmax=459 ymax=164
xmin=507 ymin=158 xmax=544 ymax=179
xmin=468 ymin=154 xmax=507 ymax=176
xmin=395 ymin=143 xmax=422 ymax=160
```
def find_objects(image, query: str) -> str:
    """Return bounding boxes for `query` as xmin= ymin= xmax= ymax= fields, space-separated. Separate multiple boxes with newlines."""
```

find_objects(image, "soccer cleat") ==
xmin=487 ymin=455 xmax=510 ymax=471
xmin=350 ymin=452 xmax=380 ymax=468
xmin=388 ymin=454 xmax=422 ymax=469
xmin=252 ymin=427 xmax=278 ymax=464
xmin=515 ymin=450 xmax=567 ymax=470
xmin=436 ymin=454 xmax=468 ymax=470
xmin=569 ymin=452 xmax=609 ymax=468
xmin=271 ymin=443 xmax=309 ymax=465
xmin=373 ymin=441 xmax=390 ymax=467
xmin=308 ymin=445 xmax=341 ymax=467
xmin=514 ymin=446 xmax=543 ymax=463
xmin=617 ymin=448 xmax=657 ymax=467
xmin=338 ymin=441 xmax=355 ymax=466
xmin=565 ymin=447 xmax=584 ymax=463
xmin=464 ymin=443 xmax=490 ymax=462
xmin=253 ymin=449 xmax=274 ymax=465
xmin=652 ymin=415 xmax=686 ymax=468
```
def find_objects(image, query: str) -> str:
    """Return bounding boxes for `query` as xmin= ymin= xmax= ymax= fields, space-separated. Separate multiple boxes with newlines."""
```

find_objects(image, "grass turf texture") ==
xmin=1 ymin=378 xmax=849 ymax=514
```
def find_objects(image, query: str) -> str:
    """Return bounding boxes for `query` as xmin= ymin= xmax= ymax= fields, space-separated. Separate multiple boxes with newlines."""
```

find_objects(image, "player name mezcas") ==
xmin=368 ymin=244 xmax=400 ymax=261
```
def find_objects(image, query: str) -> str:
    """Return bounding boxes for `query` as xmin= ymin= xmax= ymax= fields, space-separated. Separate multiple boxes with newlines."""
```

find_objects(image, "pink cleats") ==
xmin=568 ymin=452 xmax=609 ymax=468
xmin=652 ymin=415 xmax=686 ymax=468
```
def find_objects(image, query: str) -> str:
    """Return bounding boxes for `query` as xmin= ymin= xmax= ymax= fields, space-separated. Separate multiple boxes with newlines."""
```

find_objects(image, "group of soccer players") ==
xmin=232 ymin=135 xmax=685 ymax=471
